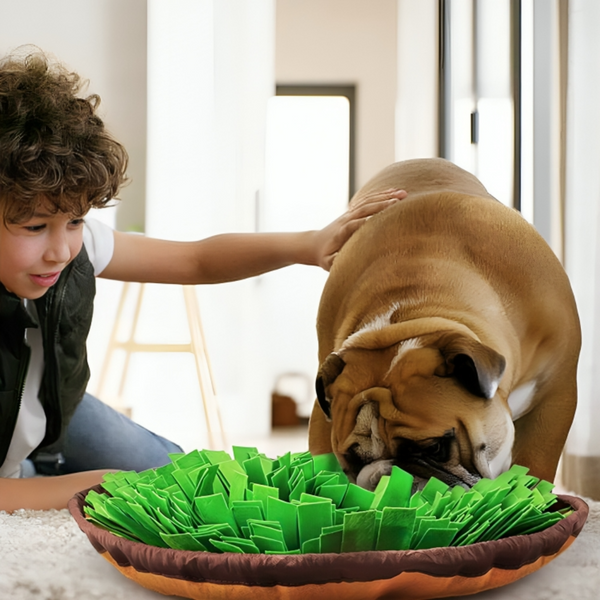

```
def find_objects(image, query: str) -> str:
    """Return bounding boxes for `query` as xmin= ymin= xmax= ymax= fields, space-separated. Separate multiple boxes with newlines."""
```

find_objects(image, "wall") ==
xmin=0 ymin=0 xmax=147 ymax=233
xmin=563 ymin=0 xmax=600 ymax=494
xmin=275 ymin=0 xmax=398 ymax=188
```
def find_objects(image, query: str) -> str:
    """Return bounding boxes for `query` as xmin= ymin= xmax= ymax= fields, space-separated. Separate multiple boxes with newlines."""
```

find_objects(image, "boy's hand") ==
xmin=313 ymin=188 xmax=407 ymax=271
xmin=0 ymin=469 xmax=116 ymax=512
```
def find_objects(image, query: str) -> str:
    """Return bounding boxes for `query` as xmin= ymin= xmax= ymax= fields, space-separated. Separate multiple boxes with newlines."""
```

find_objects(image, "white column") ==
xmin=143 ymin=0 xmax=275 ymax=448
xmin=395 ymin=0 xmax=438 ymax=161
xmin=146 ymin=0 xmax=216 ymax=241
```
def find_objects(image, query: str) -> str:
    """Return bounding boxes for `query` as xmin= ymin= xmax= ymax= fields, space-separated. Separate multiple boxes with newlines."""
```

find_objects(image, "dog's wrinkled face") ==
xmin=316 ymin=332 xmax=513 ymax=492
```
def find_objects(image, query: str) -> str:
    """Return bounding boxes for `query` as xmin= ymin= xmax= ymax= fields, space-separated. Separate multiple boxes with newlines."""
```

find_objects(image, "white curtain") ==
xmin=562 ymin=0 xmax=600 ymax=499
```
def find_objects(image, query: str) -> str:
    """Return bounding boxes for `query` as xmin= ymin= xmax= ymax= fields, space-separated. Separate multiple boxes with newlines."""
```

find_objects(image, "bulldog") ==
xmin=308 ymin=158 xmax=581 ymax=492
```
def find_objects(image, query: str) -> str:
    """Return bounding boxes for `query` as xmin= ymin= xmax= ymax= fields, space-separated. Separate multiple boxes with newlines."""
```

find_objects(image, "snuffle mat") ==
xmin=69 ymin=447 xmax=588 ymax=600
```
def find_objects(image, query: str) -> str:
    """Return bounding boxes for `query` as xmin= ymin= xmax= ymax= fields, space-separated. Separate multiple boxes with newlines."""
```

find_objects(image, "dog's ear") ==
xmin=315 ymin=352 xmax=346 ymax=419
xmin=434 ymin=333 xmax=506 ymax=399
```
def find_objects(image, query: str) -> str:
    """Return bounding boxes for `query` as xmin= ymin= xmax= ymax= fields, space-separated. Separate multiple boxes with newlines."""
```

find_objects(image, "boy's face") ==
xmin=0 ymin=200 xmax=85 ymax=299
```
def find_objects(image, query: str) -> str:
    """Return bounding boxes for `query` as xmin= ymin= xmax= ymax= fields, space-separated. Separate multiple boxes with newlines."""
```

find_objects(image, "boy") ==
xmin=0 ymin=49 xmax=405 ymax=511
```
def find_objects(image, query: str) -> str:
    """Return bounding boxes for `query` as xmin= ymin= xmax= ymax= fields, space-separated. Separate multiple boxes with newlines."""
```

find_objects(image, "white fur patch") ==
xmin=485 ymin=379 xmax=501 ymax=401
xmin=385 ymin=338 xmax=422 ymax=378
xmin=487 ymin=411 xmax=515 ymax=479
xmin=342 ymin=303 xmax=400 ymax=348
xmin=507 ymin=380 xmax=537 ymax=420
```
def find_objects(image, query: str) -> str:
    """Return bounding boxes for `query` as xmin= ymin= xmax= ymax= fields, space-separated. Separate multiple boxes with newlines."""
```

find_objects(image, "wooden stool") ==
xmin=95 ymin=282 xmax=226 ymax=449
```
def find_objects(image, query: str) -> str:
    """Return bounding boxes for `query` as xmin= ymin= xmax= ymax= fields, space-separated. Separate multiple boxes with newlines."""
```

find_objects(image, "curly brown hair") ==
xmin=0 ymin=48 xmax=129 ymax=223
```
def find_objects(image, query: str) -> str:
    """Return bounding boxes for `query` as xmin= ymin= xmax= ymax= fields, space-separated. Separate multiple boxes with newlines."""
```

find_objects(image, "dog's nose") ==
xmin=356 ymin=459 xmax=394 ymax=491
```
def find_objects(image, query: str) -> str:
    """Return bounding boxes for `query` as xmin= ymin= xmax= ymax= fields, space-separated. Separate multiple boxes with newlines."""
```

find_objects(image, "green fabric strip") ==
xmin=85 ymin=449 xmax=568 ymax=556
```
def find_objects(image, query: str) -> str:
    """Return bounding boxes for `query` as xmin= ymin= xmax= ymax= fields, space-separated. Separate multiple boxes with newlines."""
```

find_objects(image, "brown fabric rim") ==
xmin=98 ymin=541 xmax=576 ymax=600
xmin=69 ymin=486 xmax=588 ymax=588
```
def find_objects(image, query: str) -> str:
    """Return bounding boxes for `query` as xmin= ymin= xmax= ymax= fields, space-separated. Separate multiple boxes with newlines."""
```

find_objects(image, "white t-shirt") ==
xmin=0 ymin=218 xmax=114 ymax=478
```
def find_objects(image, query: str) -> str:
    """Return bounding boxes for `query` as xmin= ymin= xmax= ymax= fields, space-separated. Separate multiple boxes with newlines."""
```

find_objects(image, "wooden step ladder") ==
xmin=95 ymin=282 xmax=226 ymax=449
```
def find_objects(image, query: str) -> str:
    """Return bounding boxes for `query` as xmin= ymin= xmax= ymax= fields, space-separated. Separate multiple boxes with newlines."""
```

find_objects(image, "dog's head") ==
xmin=316 ymin=330 xmax=512 ymax=491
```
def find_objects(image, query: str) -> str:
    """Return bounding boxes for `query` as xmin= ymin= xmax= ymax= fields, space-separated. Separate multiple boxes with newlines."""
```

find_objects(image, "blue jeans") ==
xmin=27 ymin=393 xmax=183 ymax=476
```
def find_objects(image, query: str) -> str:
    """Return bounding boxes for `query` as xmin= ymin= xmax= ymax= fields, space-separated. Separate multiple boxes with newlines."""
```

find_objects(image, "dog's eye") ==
xmin=416 ymin=436 xmax=453 ymax=463
xmin=422 ymin=441 xmax=446 ymax=461
xmin=396 ymin=430 xmax=455 ymax=464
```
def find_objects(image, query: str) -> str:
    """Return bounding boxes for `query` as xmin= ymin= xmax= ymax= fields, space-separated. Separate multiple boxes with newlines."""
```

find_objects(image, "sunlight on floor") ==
xmin=224 ymin=425 xmax=310 ymax=458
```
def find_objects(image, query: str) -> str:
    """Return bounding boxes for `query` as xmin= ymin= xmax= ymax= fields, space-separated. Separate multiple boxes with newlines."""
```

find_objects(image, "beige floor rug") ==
xmin=0 ymin=494 xmax=598 ymax=600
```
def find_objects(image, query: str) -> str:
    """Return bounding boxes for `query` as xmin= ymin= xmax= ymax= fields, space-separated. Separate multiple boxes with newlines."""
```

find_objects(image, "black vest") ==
xmin=0 ymin=246 xmax=95 ymax=465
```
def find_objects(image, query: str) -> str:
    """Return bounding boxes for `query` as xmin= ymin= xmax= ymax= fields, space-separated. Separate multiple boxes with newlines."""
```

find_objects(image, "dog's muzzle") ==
xmin=342 ymin=402 xmax=481 ymax=492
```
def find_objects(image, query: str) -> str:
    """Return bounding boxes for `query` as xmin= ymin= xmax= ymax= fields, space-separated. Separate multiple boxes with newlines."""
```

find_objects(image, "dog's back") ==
xmin=318 ymin=158 xmax=580 ymax=385
xmin=351 ymin=157 xmax=495 ymax=207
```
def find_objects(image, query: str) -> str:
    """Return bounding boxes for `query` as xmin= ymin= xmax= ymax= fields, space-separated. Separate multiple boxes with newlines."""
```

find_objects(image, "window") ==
xmin=439 ymin=0 xmax=523 ymax=212
xmin=259 ymin=85 xmax=355 ymax=418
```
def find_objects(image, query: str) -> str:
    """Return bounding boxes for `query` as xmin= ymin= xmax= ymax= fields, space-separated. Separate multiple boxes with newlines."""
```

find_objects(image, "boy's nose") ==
xmin=44 ymin=233 xmax=72 ymax=264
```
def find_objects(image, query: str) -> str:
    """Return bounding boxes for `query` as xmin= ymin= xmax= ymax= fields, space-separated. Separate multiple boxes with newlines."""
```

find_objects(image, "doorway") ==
xmin=260 ymin=85 xmax=354 ymax=419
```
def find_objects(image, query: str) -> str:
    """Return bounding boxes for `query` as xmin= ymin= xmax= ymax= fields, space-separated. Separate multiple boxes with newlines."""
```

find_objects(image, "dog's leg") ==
xmin=511 ymin=374 xmax=577 ymax=483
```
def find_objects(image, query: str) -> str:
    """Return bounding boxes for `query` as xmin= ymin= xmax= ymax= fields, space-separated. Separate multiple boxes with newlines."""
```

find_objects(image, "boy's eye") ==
xmin=69 ymin=218 xmax=85 ymax=227
xmin=24 ymin=224 xmax=46 ymax=232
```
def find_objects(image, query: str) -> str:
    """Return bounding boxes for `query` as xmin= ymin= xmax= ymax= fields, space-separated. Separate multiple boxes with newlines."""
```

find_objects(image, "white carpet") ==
xmin=0 ymin=495 xmax=597 ymax=600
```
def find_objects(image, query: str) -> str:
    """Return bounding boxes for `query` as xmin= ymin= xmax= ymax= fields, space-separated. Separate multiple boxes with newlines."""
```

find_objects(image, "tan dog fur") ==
xmin=308 ymin=158 xmax=581 ymax=489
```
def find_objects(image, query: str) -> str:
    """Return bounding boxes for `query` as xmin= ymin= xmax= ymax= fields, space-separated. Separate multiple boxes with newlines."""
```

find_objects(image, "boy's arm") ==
xmin=99 ymin=189 xmax=406 ymax=284
xmin=0 ymin=470 xmax=112 ymax=512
